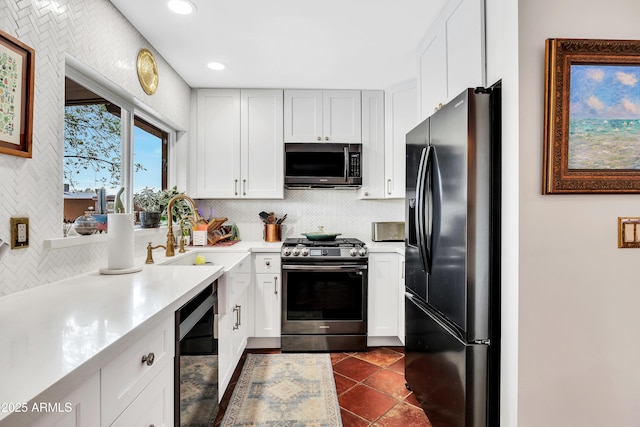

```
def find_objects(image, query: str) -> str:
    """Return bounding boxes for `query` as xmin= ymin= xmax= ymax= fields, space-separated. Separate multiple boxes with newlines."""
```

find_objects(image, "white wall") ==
xmin=512 ymin=0 xmax=640 ymax=425
xmin=0 ymin=0 xmax=191 ymax=296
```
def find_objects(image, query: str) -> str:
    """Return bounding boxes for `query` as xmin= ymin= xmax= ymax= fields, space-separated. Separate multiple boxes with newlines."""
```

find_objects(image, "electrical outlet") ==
xmin=10 ymin=217 xmax=29 ymax=249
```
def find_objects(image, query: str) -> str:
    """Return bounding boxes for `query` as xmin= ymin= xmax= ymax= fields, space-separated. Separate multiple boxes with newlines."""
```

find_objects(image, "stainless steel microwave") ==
xmin=284 ymin=143 xmax=362 ymax=188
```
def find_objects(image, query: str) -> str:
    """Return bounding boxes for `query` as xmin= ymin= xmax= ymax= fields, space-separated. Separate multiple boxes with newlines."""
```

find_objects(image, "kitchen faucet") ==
xmin=165 ymin=194 xmax=202 ymax=257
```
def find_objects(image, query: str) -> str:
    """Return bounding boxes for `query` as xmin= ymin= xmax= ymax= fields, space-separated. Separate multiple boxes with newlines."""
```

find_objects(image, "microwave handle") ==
xmin=343 ymin=146 xmax=349 ymax=181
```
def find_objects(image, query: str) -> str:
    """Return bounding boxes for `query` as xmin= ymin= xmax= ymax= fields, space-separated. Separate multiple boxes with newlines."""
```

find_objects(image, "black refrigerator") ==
xmin=404 ymin=86 xmax=501 ymax=427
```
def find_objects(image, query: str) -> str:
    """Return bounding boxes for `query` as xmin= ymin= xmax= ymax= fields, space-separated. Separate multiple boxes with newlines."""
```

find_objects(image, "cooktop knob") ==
xmin=358 ymin=248 xmax=367 ymax=257
xmin=292 ymin=248 xmax=300 ymax=256
xmin=282 ymin=247 xmax=291 ymax=256
xmin=349 ymin=248 xmax=357 ymax=257
xmin=301 ymin=248 xmax=309 ymax=256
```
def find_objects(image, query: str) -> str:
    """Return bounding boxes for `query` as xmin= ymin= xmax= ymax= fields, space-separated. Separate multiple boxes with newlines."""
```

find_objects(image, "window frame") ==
xmin=65 ymin=55 xmax=178 ymax=211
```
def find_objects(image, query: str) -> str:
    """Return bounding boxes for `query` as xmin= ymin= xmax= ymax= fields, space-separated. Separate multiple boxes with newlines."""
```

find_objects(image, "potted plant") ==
xmin=133 ymin=187 xmax=162 ymax=228
xmin=159 ymin=186 xmax=192 ymax=224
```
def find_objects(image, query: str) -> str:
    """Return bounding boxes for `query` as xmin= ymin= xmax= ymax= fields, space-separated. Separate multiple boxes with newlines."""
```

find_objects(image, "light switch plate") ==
xmin=618 ymin=217 xmax=640 ymax=248
xmin=10 ymin=217 xmax=29 ymax=249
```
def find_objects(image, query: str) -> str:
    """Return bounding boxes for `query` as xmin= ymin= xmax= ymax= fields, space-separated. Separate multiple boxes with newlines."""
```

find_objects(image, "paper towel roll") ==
xmin=107 ymin=213 xmax=134 ymax=270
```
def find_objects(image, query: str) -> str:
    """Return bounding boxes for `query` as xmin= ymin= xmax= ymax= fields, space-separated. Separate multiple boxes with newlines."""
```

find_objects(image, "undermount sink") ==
xmin=159 ymin=251 xmax=249 ymax=271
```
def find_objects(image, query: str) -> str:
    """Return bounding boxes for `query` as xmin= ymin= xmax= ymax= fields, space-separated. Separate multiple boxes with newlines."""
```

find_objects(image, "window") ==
xmin=63 ymin=76 xmax=170 ymax=221
xmin=134 ymin=116 xmax=168 ymax=192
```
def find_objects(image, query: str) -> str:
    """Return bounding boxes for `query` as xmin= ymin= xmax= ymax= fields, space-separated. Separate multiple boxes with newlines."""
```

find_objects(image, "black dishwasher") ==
xmin=175 ymin=282 xmax=218 ymax=426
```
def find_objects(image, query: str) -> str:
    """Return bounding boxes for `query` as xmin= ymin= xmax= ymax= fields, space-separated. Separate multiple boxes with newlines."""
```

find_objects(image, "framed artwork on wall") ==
xmin=0 ymin=29 xmax=34 ymax=158
xmin=543 ymin=38 xmax=640 ymax=194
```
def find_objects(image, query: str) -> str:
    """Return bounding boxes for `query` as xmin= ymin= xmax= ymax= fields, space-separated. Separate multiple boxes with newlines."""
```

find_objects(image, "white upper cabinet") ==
xmin=192 ymin=89 xmax=284 ymax=199
xmin=359 ymin=90 xmax=385 ymax=199
xmin=418 ymin=0 xmax=486 ymax=120
xmin=360 ymin=83 xmax=416 ymax=200
xmin=194 ymin=89 xmax=241 ymax=198
xmin=485 ymin=0 xmax=504 ymax=87
xmin=418 ymin=25 xmax=448 ymax=119
xmin=241 ymin=90 xmax=284 ymax=199
xmin=384 ymin=81 xmax=416 ymax=198
xmin=283 ymin=90 xmax=322 ymax=142
xmin=284 ymin=89 xmax=361 ymax=143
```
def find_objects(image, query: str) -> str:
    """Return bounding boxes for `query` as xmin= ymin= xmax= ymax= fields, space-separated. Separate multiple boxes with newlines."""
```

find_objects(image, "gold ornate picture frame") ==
xmin=543 ymin=38 xmax=640 ymax=194
xmin=0 ymin=30 xmax=34 ymax=158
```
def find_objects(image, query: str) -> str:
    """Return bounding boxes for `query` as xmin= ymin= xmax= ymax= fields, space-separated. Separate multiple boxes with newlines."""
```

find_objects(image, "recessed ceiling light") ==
xmin=167 ymin=0 xmax=196 ymax=15
xmin=207 ymin=62 xmax=226 ymax=71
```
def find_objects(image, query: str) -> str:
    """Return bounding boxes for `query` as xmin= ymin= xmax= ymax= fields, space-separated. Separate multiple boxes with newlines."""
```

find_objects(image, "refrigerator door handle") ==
xmin=415 ymin=147 xmax=429 ymax=273
xmin=428 ymin=146 xmax=441 ymax=275
xmin=417 ymin=146 xmax=436 ymax=273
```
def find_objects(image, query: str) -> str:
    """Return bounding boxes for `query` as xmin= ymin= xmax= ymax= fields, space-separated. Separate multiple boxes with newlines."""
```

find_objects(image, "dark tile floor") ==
xmin=212 ymin=347 xmax=432 ymax=427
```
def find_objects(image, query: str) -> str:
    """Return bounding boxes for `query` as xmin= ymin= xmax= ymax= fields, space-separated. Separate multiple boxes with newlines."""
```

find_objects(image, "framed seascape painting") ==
xmin=543 ymin=38 xmax=640 ymax=194
xmin=0 ymin=30 xmax=34 ymax=158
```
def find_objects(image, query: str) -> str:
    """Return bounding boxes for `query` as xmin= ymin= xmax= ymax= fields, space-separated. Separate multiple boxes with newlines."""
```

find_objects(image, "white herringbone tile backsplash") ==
xmin=0 ymin=0 xmax=191 ymax=296
xmin=197 ymin=190 xmax=404 ymax=242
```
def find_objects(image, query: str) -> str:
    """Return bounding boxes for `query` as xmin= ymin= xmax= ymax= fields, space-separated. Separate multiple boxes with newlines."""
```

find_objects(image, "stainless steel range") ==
xmin=280 ymin=237 xmax=368 ymax=352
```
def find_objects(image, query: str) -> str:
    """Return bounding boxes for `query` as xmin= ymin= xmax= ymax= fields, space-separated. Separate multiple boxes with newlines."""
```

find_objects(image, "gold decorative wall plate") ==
xmin=137 ymin=48 xmax=158 ymax=95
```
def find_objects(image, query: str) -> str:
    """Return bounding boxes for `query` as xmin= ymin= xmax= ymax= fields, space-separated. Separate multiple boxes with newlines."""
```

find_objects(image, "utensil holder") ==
xmin=264 ymin=224 xmax=282 ymax=242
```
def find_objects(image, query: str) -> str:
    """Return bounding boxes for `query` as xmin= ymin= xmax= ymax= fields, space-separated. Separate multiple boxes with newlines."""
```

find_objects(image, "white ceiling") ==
xmin=108 ymin=0 xmax=447 ymax=90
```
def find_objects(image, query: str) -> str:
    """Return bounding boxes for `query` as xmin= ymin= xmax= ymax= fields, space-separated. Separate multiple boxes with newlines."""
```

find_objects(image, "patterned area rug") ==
xmin=221 ymin=353 xmax=343 ymax=427
xmin=180 ymin=355 xmax=219 ymax=427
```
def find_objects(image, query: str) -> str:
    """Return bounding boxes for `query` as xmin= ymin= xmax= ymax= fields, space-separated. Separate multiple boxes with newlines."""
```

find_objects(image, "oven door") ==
xmin=281 ymin=262 xmax=368 ymax=335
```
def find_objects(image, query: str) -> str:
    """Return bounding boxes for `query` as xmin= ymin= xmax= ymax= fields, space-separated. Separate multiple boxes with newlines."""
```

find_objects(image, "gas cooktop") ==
xmin=281 ymin=238 xmax=367 ymax=259
xmin=282 ymin=237 xmax=366 ymax=247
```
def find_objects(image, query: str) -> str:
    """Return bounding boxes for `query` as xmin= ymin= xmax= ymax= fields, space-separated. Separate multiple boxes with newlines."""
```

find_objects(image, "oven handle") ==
xmin=282 ymin=264 xmax=368 ymax=272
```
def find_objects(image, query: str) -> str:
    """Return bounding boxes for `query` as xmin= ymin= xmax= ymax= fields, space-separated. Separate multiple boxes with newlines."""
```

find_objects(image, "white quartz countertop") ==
xmin=0 ymin=239 xmax=400 ymax=424
xmin=0 ymin=259 xmax=224 ymax=424
xmin=363 ymin=241 xmax=405 ymax=254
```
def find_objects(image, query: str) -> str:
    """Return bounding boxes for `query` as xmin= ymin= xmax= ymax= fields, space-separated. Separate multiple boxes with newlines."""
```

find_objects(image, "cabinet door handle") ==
xmin=141 ymin=352 xmax=155 ymax=366
xmin=234 ymin=179 xmax=238 ymax=196
xmin=387 ymin=179 xmax=392 ymax=195
xmin=265 ymin=260 xmax=271 ymax=266
xmin=274 ymin=276 xmax=278 ymax=295
xmin=325 ymin=136 xmax=329 ymax=141
xmin=317 ymin=136 xmax=321 ymax=141
xmin=242 ymin=179 xmax=247 ymax=196
xmin=238 ymin=304 xmax=242 ymax=326
xmin=233 ymin=305 xmax=239 ymax=330
xmin=232 ymin=305 xmax=239 ymax=330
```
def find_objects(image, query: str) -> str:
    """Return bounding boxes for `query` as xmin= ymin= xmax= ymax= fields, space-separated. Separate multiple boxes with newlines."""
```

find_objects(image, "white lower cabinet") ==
xmin=218 ymin=267 xmax=251 ymax=398
xmin=110 ymin=364 xmax=173 ymax=427
xmin=253 ymin=254 xmax=282 ymax=339
xmin=101 ymin=317 xmax=174 ymax=426
xmin=28 ymin=372 xmax=100 ymax=427
xmin=254 ymin=273 xmax=281 ymax=338
xmin=218 ymin=289 xmax=249 ymax=398
xmin=368 ymin=253 xmax=402 ymax=338
xmin=28 ymin=316 xmax=175 ymax=427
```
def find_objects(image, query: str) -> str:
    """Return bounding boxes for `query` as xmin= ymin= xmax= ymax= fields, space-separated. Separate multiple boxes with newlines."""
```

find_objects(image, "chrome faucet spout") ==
xmin=165 ymin=195 xmax=202 ymax=257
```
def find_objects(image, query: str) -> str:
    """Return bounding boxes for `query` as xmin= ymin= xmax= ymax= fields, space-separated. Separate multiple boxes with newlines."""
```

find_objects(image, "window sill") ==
xmin=45 ymin=227 xmax=167 ymax=250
